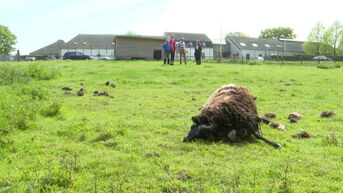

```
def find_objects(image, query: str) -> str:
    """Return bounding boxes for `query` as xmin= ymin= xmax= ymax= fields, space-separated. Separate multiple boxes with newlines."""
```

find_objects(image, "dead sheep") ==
xmin=182 ymin=84 xmax=283 ymax=148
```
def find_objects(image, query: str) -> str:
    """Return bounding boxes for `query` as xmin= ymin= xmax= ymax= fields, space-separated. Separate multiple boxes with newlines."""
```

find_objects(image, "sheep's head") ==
xmin=182 ymin=124 xmax=214 ymax=142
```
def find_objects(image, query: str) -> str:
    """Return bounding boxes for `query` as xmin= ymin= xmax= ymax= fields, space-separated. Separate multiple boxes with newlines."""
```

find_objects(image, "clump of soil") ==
xmin=292 ymin=131 xmax=313 ymax=138
xmin=62 ymin=86 xmax=72 ymax=91
xmin=320 ymin=111 xmax=334 ymax=118
xmin=264 ymin=113 xmax=276 ymax=119
xmin=77 ymin=88 xmax=85 ymax=96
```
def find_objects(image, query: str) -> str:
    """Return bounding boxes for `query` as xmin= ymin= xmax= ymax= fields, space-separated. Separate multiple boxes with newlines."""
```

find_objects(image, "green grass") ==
xmin=1 ymin=60 xmax=343 ymax=192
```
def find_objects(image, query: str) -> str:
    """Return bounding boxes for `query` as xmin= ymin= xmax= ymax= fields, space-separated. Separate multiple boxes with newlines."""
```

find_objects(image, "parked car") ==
xmin=313 ymin=56 xmax=332 ymax=61
xmin=25 ymin=56 xmax=36 ymax=61
xmin=99 ymin=55 xmax=111 ymax=60
xmin=63 ymin=52 xmax=92 ymax=60
xmin=256 ymin=56 xmax=264 ymax=61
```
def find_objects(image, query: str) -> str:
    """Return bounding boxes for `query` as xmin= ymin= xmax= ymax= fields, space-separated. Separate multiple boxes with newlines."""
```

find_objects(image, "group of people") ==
xmin=162 ymin=35 xmax=203 ymax=65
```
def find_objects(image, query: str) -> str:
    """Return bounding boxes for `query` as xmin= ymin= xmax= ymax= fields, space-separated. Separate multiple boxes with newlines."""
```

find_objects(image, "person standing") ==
xmin=169 ymin=35 xmax=177 ymax=65
xmin=178 ymin=37 xmax=187 ymax=64
xmin=194 ymin=40 xmax=203 ymax=65
xmin=162 ymin=39 xmax=170 ymax=64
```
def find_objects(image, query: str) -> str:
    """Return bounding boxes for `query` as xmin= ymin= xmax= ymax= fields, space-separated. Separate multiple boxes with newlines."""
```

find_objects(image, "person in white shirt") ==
xmin=178 ymin=38 xmax=187 ymax=65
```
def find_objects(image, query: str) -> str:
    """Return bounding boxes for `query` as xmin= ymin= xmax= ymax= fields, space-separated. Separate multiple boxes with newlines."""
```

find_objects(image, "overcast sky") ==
xmin=1 ymin=0 xmax=342 ymax=54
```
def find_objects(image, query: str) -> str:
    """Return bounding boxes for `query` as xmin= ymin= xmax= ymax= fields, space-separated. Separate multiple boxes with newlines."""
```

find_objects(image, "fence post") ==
xmin=17 ymin=50 xmax=21 ymax=61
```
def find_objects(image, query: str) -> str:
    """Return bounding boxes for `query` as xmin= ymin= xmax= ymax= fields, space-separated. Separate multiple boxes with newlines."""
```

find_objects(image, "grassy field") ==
xmin=0 ymin=60 xmax=342 ymax=193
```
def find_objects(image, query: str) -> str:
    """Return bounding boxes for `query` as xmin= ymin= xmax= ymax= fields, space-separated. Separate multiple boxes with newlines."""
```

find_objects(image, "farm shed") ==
xmin=30 ymin=40 xmax=66 ymax=59
xmin=30 ymin=34 xmax=116 ymax=59
xmin=62 ymin=34 xmax=116 ymax=59
xmin=114 ymin=35 xmax=165 ymax=60
xmin=226 ymin=36 xmax=304 ymax=60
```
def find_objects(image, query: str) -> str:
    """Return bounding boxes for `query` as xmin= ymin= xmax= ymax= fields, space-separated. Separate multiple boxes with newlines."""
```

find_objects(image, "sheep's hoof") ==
xmin=273 ymin=143 xmax=282 ymax=149
xmin=181 ymin=137 xmax=189 ymax=142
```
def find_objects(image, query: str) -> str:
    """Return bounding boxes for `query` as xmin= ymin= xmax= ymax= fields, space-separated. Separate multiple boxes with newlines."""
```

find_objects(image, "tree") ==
xmin=323 ymin=20 xmax=343 ymax=59
xmin=303 ymin=22 xmax=325 ymax=55
xmin=259 ymin=27 xmax=296 ymax=39
xmin=226 ymin=32 xmax=248 ymax=37
xmin=125 ymin=30 xmax=137 ymax=35
xmin=0 ymin=25 xmax=17 ymax=54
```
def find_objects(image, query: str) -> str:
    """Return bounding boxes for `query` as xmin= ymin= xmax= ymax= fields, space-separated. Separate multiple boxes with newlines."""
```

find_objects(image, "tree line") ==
xmin=303 ymin=21 xmax=343 ymax=57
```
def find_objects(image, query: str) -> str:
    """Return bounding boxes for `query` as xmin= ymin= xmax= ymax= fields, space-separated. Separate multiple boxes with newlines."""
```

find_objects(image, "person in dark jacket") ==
xmin=162 ymin=39 xmax=170 ymax=64
xmin=194 ymin=40 xmax=202 ymax=65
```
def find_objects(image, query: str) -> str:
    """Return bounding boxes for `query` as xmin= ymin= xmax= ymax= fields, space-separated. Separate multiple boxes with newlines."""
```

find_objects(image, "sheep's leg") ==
xmin=258 ymin=116 xmax=271 ymax=124
xmin=258 ymin=116 xmax=287 ymax=131
xmin=253 ymin=131 xmax=281 ymax=148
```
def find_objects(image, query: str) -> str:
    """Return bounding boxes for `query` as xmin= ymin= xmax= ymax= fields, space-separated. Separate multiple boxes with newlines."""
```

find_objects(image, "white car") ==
xmin=99 ymin=55 xmax=110 ymax=60
xmin=25 ymin=56 xmax=36 ymax=61
xmin=257 ymin=56 xmax=264 ymax=61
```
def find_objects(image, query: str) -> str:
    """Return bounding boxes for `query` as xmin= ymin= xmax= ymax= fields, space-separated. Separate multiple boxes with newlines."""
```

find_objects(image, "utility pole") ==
xmin=219 ymin=16 xmax=223 ymax=63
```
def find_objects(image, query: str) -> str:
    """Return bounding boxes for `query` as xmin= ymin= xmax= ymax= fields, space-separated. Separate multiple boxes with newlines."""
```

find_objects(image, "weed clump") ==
xmin=38 ymin=172 xmax=73 ymax=191
xmin=25 ymin=63 xmax=60 ymax=81
xmin=0 ymin=64 xmax=29 ymax=85
xmin=0 ymin=63 xmax=59 ymax=86
xmin=0 ymin=90 xmax=37 ymax=133
xmin=322 ymin=134 xmax=339 ymax=146
xmin=40 ymin=102 xmax=62 ymax=117
xmin=93 ymin=131 xmax=114 ymax=142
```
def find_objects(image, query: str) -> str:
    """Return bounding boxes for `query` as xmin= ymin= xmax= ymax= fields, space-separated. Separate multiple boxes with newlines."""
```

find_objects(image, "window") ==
xmin=203 ymin=42 xmax=206 ymax=47
xmin=252 ymin=43 xmax=258 ymax=47
xmin=240 ymin=43 xmax=246 ymax=46
xmin=264 ymin=44 xmax=270 ymax=47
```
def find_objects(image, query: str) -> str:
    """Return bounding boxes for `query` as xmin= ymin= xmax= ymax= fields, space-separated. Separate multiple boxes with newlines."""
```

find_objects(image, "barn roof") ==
xmin=114 ymin=35 xmax=165 ymax=41
xmin=30 ymin=40 xmax=65 ymax=55
xmin=164 ymin=32 xmax=212 ymax=42
xmin=65 ymin=34 xmax=116 ymax=49
xmin=226 ymin=36 xmax=304 ymax=53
